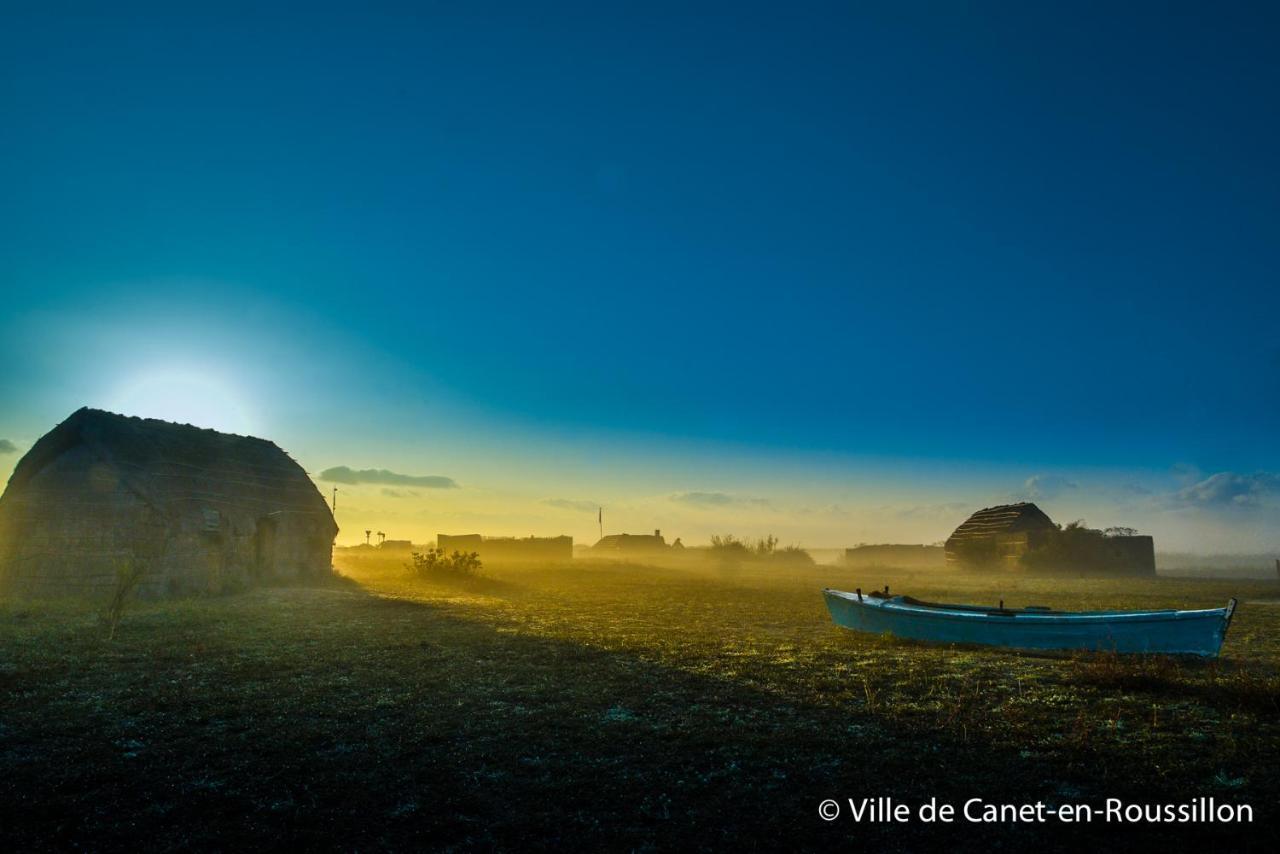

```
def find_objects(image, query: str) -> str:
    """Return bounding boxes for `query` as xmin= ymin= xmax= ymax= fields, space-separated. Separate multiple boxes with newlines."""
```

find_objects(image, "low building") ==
xmin=944 ymin=502 xmax=1154 ymax=575
xmin=378 ymin=539 xmax=414 ymax=552
xmin=593 ymin=529 xmax=669 ymax=553
xmin=436 ymin=534 xmax=573 ymax=562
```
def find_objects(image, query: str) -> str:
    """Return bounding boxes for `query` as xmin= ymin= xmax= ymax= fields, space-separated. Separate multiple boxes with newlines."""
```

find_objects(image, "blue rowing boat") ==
xmin=823 ymin=588 xmax=1237 ymax=657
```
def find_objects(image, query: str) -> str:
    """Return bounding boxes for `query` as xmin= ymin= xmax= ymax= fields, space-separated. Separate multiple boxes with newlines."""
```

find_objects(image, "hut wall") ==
xmin=0 ymin=447 xmax=172 ymax=597
xmin=0 ymin=447 xmax=333 ymax=598
xmin=1097 ymin=535 xmax=1156 ymax=576
xmin=259 ymin=513 xmax=334 ymax=580
xmin=994 ymin=532 xmax=1030 ymax=568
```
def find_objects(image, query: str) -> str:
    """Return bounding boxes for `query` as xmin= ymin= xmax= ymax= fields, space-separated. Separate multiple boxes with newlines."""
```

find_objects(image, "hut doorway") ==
xmin=254 ymin=515 xmax=279 ymax=577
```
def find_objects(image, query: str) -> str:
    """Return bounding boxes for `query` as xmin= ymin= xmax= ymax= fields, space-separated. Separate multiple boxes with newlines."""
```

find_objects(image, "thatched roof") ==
xmin=946 ymin=502 xmax=1056 ymax=545
xmin=593 ymin=533 xmax=667 ymax=550
xmin=1 ymin=408 xmax=335 ymax=531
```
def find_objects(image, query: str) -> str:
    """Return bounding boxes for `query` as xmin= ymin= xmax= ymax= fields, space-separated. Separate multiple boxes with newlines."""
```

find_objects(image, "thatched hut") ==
xmin=945 ymin=501 xmax=1154 ymax=575
xmin=944 ymin=502 xmax=1057 ymax=569
xmin=0 ymin=408 xmax=337 ymax=597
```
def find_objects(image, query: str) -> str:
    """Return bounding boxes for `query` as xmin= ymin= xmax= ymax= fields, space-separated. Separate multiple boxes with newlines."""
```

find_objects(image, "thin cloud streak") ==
xmin=318 ymin=466 xmax=458 ymax=488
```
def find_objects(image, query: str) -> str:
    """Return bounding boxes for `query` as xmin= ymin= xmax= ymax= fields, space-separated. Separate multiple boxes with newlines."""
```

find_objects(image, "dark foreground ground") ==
xmin=2 ymin=556 xmax=1278 ymax=851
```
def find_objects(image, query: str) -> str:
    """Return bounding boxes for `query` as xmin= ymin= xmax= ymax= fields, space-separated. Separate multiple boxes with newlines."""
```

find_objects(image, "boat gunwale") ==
xmin=822 ymin=589 xmax=1231 ymax=624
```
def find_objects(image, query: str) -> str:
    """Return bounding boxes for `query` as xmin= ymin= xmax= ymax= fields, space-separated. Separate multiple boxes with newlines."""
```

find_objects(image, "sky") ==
xmin=2 ymin=1 xmax=1278 ymax=552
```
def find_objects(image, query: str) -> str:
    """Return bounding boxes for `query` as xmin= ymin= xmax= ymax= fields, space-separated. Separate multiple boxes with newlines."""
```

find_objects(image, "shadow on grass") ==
xmin=1068 ymin=651 xmax=1280 ymax=714
xmin=0 ymin=580 xmax=1272 ymax=851
xmin=852 ymin=628 xmax=1280 ymax=716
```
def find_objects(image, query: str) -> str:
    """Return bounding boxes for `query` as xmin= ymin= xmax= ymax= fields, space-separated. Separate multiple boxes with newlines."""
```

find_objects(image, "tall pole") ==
xmin=599 ymin=506 xmax=603 ymax=542
xmin=332 ymin=487 xmax=338 ymax=512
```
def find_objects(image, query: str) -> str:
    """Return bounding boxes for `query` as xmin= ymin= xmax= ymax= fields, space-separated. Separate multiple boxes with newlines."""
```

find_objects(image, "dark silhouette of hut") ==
xmin=944 ymin=503 xmax=1057 ymax=569
xmin=945 ymin=502 xmax=1154 ymax=575
xmin=0 ymin=408 xmax=337 ymax=597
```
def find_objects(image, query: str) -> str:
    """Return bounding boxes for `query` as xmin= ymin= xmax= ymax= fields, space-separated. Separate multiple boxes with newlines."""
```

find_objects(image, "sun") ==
xmin=108 ymin=368 xmax=257 ymax=436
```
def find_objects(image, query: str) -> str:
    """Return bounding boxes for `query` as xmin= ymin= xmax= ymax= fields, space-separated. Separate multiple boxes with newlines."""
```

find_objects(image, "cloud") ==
xmin=893 ymin=502 xmax=969 ymax=520
xmin=1022 ymin=474 xmax=1078 ymax=500
xmin=318 ymin=466 xmax=458 ymax=488
xmin=0 ymin=439 xmax=15 ymax=454
xmin=540 ymin=498 xmax=599 ymax=513
xmin=670 ymin=491 xmax=772 ymax=509
xmin=1168 ymin=471 xmax=1280 ymax=509
xmin=796 ymin=503 xmax=853 ymax=518
xmin=381 ymin=488 xmax=420 ymax=499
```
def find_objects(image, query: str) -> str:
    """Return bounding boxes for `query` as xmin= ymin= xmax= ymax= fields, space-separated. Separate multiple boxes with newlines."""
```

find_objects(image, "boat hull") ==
xmin=823 ymin=590 xmax=1235 ymax=657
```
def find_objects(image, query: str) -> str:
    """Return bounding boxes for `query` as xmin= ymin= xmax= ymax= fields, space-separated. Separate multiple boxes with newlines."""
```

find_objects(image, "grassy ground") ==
xmin=2 ymin=556 xmax=1277 ymax=851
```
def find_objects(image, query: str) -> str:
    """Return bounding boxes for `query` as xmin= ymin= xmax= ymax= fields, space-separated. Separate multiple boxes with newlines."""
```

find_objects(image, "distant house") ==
xmin=593 ymin=530 xmax=669 ymax=553
xmin=0 ymin=408 xmax=337 ymax=597
xmin=437 ymin=534 xmax=573 ymax=562
xmin=944 ymin=502 xmax=1154 ymax=575
xmin=845 ymin=544 xmax=945 ymax=569
xmin=379 ymin=539 xmax=414 ymax=551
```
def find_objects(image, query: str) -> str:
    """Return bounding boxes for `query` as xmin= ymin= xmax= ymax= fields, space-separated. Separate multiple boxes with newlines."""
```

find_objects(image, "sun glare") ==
xmin=108 ymin=369 xmax=257 ymax=436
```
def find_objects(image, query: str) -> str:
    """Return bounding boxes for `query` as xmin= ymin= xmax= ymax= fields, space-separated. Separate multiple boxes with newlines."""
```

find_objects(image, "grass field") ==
xmin=2 ymin=555 xmax=1278 ymax=850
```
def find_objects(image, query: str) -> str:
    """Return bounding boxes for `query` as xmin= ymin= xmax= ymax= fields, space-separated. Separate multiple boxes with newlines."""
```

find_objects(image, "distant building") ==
xmin=944 ymin=502 xmax=1154 ymax=575
xmin=379 ymin=539 xmax=413 ymax=551
xmin=593 ymin=529 xmax=669 ymax=553
xmin=845 ymin=544 xmax=944 ymax=569
xmin=436 ymin=534 xmax=572 ymax=562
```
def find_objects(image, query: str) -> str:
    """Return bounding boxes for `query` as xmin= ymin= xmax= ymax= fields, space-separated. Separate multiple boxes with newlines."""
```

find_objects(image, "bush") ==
xmin=708 ymin=534 xmax=752 ymax=567
xmin=408 ymin=548 xmax=483 ymax=577
xmin=773 ymin=545 xmax=815 ymax=565
xmin=752 ymin=535 xmax=778 ymax=557
xmin=708 ymin=534 xmax=812 ymax=567
xmin=104 ymin=557 xmax=149 ymax=640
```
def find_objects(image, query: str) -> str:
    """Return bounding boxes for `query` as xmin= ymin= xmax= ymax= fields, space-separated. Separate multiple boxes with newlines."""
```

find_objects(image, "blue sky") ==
xmin=2 ymin=2 xmax=1278 ymax=550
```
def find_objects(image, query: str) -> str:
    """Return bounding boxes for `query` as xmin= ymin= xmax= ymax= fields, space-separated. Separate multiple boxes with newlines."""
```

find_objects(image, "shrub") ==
xmin=408 ymin=548 xmax=483 ymax=577
xmin=773 ymin=545 xmax=815 ymax=565
xmin=708 ymin=535 xmax=813 ymax=566
xmin=708 ymin=534 xmax=752 ymax=567
xmin=104 ymin=557 xmax=149 ymax=640
xmin=752 ymin=535 xmax=778 ymax=557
